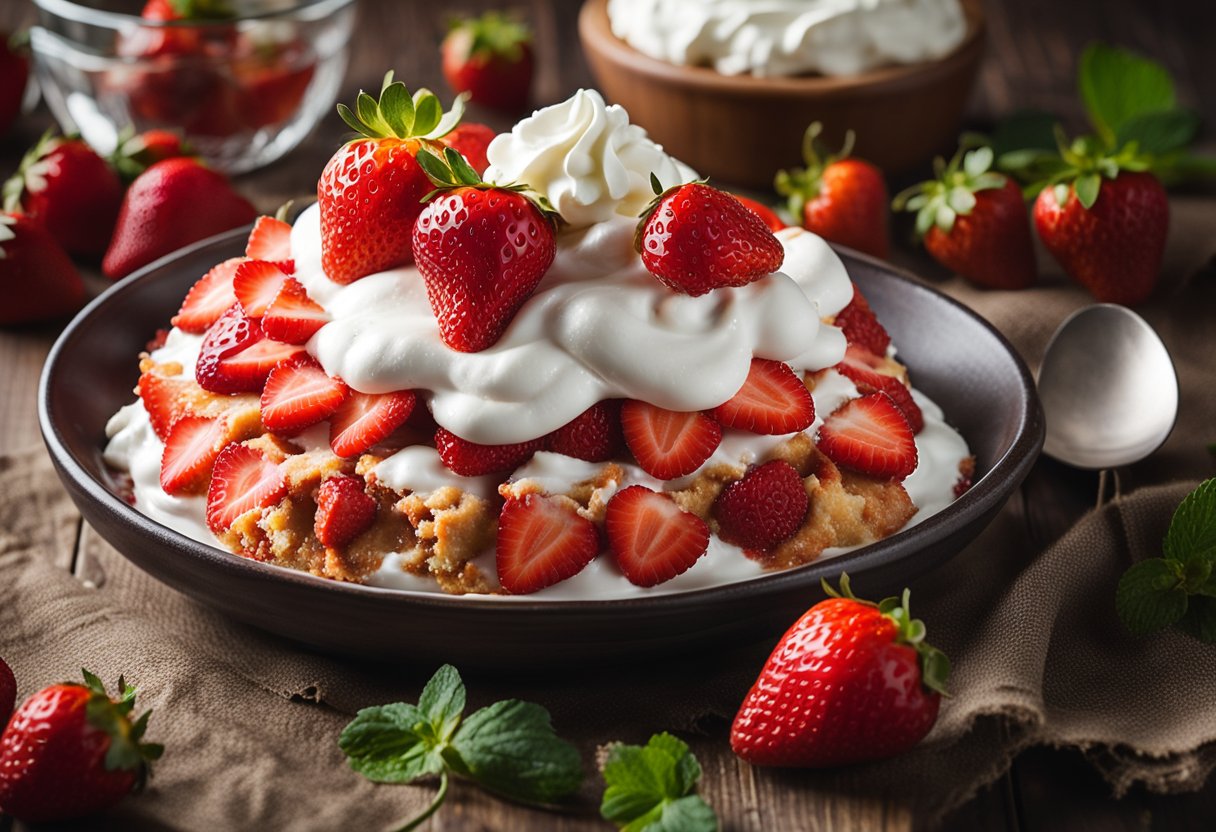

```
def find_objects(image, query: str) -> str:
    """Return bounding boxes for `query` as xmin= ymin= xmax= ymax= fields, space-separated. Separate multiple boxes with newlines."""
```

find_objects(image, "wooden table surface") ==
xmin=2 ymin=1 xmax=1215 ymax=830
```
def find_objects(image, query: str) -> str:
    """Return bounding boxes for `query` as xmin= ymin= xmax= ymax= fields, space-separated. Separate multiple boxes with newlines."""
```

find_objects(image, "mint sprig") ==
xmin=599 ymin=733 xmax=718 ymax=832
xmin=1116 ymin=478 xmax=1216 ymax=642
xmin=339 ymin=665 xmax=582 ymax=831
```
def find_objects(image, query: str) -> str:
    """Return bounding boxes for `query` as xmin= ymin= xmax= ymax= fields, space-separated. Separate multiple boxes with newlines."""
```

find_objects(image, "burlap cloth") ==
xmin=1 ymin=199 xmax=1214 ymax=830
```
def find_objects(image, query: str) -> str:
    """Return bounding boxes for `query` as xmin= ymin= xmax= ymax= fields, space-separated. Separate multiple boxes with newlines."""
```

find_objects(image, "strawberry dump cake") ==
xmin=104 ymin=79 xmax=973 ymax=599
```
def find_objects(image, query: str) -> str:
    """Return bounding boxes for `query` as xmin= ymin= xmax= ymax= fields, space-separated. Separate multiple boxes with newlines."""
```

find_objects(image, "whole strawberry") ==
xmin=319 ymin=73 xmax=466 ymax=285
xmin=412 ymin=146 xmax=556 ymax=352
xmin=3 ymin=132 xmax=124 ymax=259
xmin=732 ymin=575 xmax=949 ymax=767
xmin=637 ymin=177 xmax=785 ymax=297
xmin=0 ymin=213 xmax=87 ymax=325
xmin=775 ymin=123 xmax=889 ymax=259
xmin=110 ymin=127 xmax=194 ymax=183
xmin=894 ymin=146 xmax=1037 ymax=290
xmin=442 ymin=12 xmax=533 ymax=112
xmin=1034 ymin=170 xmax=1167 ymax=305
xmin=0 ymin=31 xmax=28 ymax=136
xmin=0 ymin=670 xmax=163 ymax=822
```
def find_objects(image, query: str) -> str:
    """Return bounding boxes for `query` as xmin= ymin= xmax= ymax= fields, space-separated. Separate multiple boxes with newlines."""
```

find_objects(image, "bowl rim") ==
xmin=578 ymin=0 xmax=986 ymax=96
xmin=39 ymin=227 xmax=1043 ymax=616
xmin=31 ymin=0 xmax=355 ymax=28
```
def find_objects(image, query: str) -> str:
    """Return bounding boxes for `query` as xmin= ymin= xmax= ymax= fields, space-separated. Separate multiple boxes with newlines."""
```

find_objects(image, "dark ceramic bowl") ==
xmin=39 ymin=228 xmax=1043 ymax=666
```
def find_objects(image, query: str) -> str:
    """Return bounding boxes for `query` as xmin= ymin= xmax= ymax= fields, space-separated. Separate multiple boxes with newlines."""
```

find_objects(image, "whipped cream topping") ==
xmin=607 ymin=0 xmax=968 ymax=77
xmin=483 ymin=89 xmax=694 ymax=228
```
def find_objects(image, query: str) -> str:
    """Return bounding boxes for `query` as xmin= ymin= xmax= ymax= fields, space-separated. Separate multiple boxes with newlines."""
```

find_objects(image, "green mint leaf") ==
xmin=645 ymin=795 xmax=719 ymax=832
xmin=339 ymin=702 xmax=445 ymax=783
xmin=1163 ymin=479 xmax=1216 ymax=566
xmin=449 ymin=699 xmax=583 ymax=804
xmin=990 ymin=111 xmax=1059 ymax=157
xmin=601 ymin=733 xmax=718 ymax=832
xmin=1115 ymin=109 xmax=1200 ymax=156
xmin=1116 ymin=558 xmax=1188 ymax=636
xmin=1178 ymin=596 xmax=1216 ymax=643
xmin=1079 ymin=44 xmax=1176 ymax=146
xmin=418 ymin=664 xmax=466 ymax=744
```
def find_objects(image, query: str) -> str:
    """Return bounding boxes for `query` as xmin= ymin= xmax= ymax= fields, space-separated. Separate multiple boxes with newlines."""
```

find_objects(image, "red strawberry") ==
xmin=712 ymin=359 xmax=814 ymax=435
xmin=496 ymin=494 xmax=598 ymax=594
xmin=620 ymin=400 xmax=722 ymax=480
xmin=233 ymin=259 xmax=288 ymax=318
xmin=442 ymin=12 xmax=534 ymax=112
xmin=605 ymin=485 xmax=710 ymax=587
xmin=713 ymin=460 xmax=808 ymax=550
xmin=0 ymin=658 xmax=14 ymax=724
xmin=1034 ymin=171 xmax=1168 ymax=305
xmin=775 ymin=123 xmax=889 ymax=259
xmin=102 ymin=158 xmax=256 ymax=280
xmin=440 ymin=122 xmax=496 ymax=175
xmin=0 ymin=32 xmax=28 ymax=137
xmin=110 ymin=128 xmax=194 ymax=182
xmin=319 ymin=77 xmax=465 ymax=285
xmin=137 ymin=370 xmax=193 ymax=441
xmin=160 ymin=415 xmax=227 ymax=495
xmin=245 ymin=215 xmax=294 ymax=271
xmin=817 ymin=393 xmax=918 ymax=480
xmin=435 ymin=427 xmax=544 ymax=476
xmin=261 ymin=277 xmax=329 ymax=344
xmin=834 ymin=346 xmax=923 ymax=434
xmin=259 ymin=355 xmax=348 ymax=435
xmin=732 ymin=194 xmax=787 ymax=232
xmin=314 ymin=475 xmax=377 ymax=549
xmin=0 ymin=670 xmax=162 ymax=823
xmin=833 ymin=285 xmax=890 ymax=356
xmin=329 ymin=390 xmax=416 ymax=458
xmin=171 ymin=257 xmax=244 ymax=333
xmin=637 ymin=180 xmax=784 ymax=297
xmin=195 ymin=305 xmax=304 ymax=394
xmin=205 ymin=443 xmax=287 ymax=532
xmin=0 ymin=213 xmax=86 ymax=325
xmin=3 ymin=132 xmax=124 ymax=258
xmin=412 ymin=148 xmax=556 ymax=352
xmin=731 ymin=575 xmax=949 ymax=767
xmin=895 ymin=147 xmax=1036 ymax=290
xmin=546 ymin=400 xmax=623 ymax=462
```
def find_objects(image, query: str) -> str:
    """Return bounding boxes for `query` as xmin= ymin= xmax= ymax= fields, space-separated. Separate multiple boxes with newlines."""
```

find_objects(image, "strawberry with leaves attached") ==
xmin=318 ymin=73 xmax=466 ymax=285
xmin=442 ymin=11 xmax=534 ymax=112
xmin=894 ymin=146 xmax=1037 ymax=290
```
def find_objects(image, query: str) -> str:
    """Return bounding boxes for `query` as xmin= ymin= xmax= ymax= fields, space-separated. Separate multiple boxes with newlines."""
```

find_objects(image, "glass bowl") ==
xmin=29 ymin=0 xmax=356 ymax=174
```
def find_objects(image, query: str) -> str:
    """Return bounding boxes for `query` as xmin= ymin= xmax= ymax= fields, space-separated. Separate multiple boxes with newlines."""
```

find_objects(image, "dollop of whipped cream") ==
xmin=606 ymin=0 xmax=968 ymax=77
xmin=483 ymin=89 xmax=693 ymax=228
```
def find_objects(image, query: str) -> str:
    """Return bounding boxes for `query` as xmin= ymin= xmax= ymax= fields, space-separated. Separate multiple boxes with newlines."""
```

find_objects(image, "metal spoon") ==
xmin=1037 ymin=304 xmax=1179 ymax=502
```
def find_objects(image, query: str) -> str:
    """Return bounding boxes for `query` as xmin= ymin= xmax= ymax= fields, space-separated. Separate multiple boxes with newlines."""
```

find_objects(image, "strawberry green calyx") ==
xmin=892 ymin=145 xmax=1008 ymax=239
xmin=774 ymin=121 xmax=854 ymax=222
xmin=337 ymin=72 xmax=467 ymax=144
xmin=448 ymin=11 xmax=531 ymax=64
xmin=999 ymin=125 xmax=1151 ymax=212
xmin=165 ymin=0 xmax=235 ymax=21
xmin=78 ymin=668 xmax=165 ymax=789
xmin=415 ymin=145 xmax=556 ymax=219
xmin=2 ymin=129 xmax=65 ymax=213
xmin=821 ymin=573 xmax=951 ymax=697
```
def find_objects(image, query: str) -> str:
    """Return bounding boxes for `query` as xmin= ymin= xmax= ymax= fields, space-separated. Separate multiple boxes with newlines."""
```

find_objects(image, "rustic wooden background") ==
xmin=2 ymin=0 xmax=1215 ymax=829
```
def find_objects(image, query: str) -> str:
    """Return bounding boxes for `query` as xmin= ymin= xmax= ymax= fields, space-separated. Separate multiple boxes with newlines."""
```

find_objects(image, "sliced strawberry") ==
xmin=713 ymin=460 xmax=808 ymax=551
xmin=196 ymin=305 xmax=261 ymax=393
xmin=262 ymin=277 xmax=329 ymax=344
xmin=816 ymin=392 xmax=918 ymax=480
xmin=875 ymin=377 xmax=924 ymax=434
xmin=245 ymin=215 xmax=294 ymax=271
xmin=205 ymin=443 xmax=288 ymax=533
xmin=434 ymin=427 xmax=544 ymax=476
xmin=160 ymin=416 xmax=227 ymax=496
xmin=171 ymin=257 xmax=244 ymax=333
xmin=834 ymin=285 xmax=891 ymax=356
xmin=546 ymin=400 xmax=623 ymax=462
xmin=260 ymin=356 xmax=348 ymax=435
xmin=620 ymin=401 xmax=722 ymax=480
xmin=496 ymin=493 xmax=599 ymax=594
xmin=233 ymin=259 xmax=288 ymax=318
xmin=329 ymin=390 xmax=416 ymax=458
xmin=314 ymin=475 xmax=377 ymax=548
xmin=138 ymin=371 xmax=192 ymax=441
xmin=204 ymin=336 xmax=305 ymax=395
xmin=712 ymin=359 xmax=814 ymax=435
xmin=605 ymin=485 xmax=709 ymax=587
xmin=834 ymin=346 xmax=924 ymax=434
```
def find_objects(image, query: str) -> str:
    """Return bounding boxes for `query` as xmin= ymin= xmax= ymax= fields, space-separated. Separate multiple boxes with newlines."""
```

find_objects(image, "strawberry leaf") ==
xmin=600 ymin=733 xmax=718 ymax=832
xmin=1116 ymin=109 xmax=1200 ymax=156
xmin=1074 ymin=172 xmax=1101 ymax=209
xmin=1116 ymin=558 xmax=1188 ymax=636
xmin=1079 ymin=44 xmax=1176 ymax=148
xmin=412 ymin=89 xmax=442 ymax=137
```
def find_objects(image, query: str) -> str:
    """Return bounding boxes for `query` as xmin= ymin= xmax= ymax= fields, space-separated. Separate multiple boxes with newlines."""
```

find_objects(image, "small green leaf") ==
xmin=644 ymin=795 xmax=719 ymax=832
xmin=947 ymin=186 xmax=976 ymax=214
xmin=422 ymin=92 xmax=468 ymax=140
xmin=356 ymin=91 xmax=387 ymax=137
xmin=1163 ymin=479 xmax=1216 ymax=566
xmin=418 ymin=664 xmax=466 ymax=744
xmin=1116 ymin=558 xmax=1188 ymax=636
xmin=1079 ymin=44 xmax=1176 ymax=146
xmin=600 ymin=733 xmax=718 ymax=832
xmin=446 ymin=146 xmax=483 ymax=186
xmin=963 ymin=146 xmax=993 ymax=178
xmin=339 ymin=703 xmax=445 ymax=783
xmin=378 ymin=82 xmax=415 ymax=138
xmin=416 ymin=149 xmax=456 ymax=186
xmin=1115 ymin=109 xmax=1200 ymax=156
xmin=412 ymin=90 xmax=442 ymax=137
xmin=1074 ymin=172 xmax=1102 ymax=209
xmin=1178 ymin=596 xmax=1216 ymax=643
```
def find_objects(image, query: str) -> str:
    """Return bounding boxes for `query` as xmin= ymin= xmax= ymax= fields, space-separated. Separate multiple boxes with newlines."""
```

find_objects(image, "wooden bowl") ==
xmin=578 ymin=0 xmax=986 ymax=188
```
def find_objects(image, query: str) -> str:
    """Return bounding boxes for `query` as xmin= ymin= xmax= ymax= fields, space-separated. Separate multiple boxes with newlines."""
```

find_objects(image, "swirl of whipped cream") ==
xmin=607 ymin=0 xmax=968 ymax=77
xmin=483 ymin=89 xmax=693 ymax=228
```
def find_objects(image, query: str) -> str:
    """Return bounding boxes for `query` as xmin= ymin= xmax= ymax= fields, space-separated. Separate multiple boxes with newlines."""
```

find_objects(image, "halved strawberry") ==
xmin=816 ymin=392 xmax=918 ymax=480
xmin=196 ymin=306 xmax=260 ymax=393
xmin=314 ymin=475 xmax=377 ymax=548
xmin=546 ymin=400 xmax=623 ymax=462
xmin=834 ymin=285 xmax=891 ymax=356
xmin=496 ymin=493 xmax=599 ymax=594
xmin=206 ymin=443 xmax=288 ymax=533
xmin=260 ymin=356 xmax=348 ymax=435
xmin=245 ymin=215 xmax=294 ymax=272
xmin=201 ymin=332 xmax=305 ymax=395
xmin=713 ymin=459 xmax=808 ymax=551
xmin=605 ymin=485 xmax=709 ymax=587
xmin=620 ymin=401 xmax=722 ymax=480
xmin=262 ymin=277 xmax=329 ymax=345
xmin=712 ymin=359 xmax=814 ymax=435
xmin=434 ymin=427 xmax=544 ymax=476
xmin=834 ymin=346 xmax=924 ymax=434
xmin=233 ymin=259 xmax=288 ymax=318
xmin=329 ymin=390 xmax=416 ymax=458
xmin=171 ymin=257 xmax=244 ymax=333
xmin=160 ymin=416 xmax=227 ymax=495
xmin=138 ymin=371 xmax=192 ymax=441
